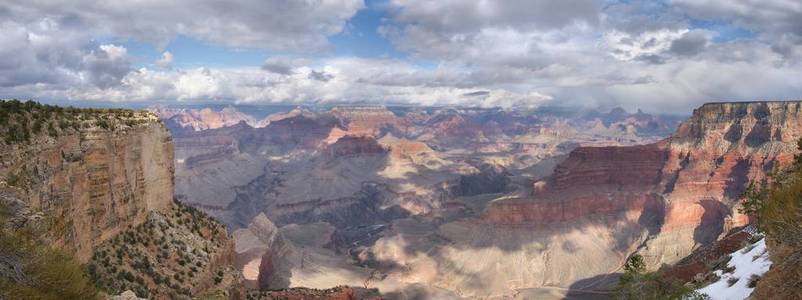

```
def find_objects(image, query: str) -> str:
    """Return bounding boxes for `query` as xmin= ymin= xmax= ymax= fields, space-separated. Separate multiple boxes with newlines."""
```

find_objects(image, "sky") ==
xmin=1 ymin=0 xmax=802 ymax=113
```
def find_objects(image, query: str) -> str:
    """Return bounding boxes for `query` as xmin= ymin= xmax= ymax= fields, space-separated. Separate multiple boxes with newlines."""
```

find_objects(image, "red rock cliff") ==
xmin=481 ymin=101 xmax=802 ymax=265
xmin=482 ymin=143 xmax=668 ymax=225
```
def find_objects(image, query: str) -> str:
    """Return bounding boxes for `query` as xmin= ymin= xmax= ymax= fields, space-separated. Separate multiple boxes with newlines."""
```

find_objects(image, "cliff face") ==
xmin=482 ymin=143 xmax=668 ymax=225
xmin=648 ymin=102 xmax=799 ymax=264
xmin=0 ymin=118 xmax=174 ymax=262
xmin=480 ymin=101 xmax=801 ymax=267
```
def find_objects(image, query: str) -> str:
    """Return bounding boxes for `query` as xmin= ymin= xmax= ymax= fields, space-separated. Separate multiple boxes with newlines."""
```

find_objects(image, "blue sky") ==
xmin=112 ymin=0 xmax=404 ymax=70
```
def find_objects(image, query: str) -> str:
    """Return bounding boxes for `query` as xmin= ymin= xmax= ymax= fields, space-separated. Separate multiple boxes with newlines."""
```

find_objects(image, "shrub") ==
xmin=0 ymin=224 xmax=100 ymax=300
xmin=747 ymin=274 xmax=760 ymax=288
xmin=747 ymin=138 xmax=802 ymax=299
xmin=613 ymin=254 xmax=700 ymax=300
xmin=95 ymin=119 xmax=111 ymax=130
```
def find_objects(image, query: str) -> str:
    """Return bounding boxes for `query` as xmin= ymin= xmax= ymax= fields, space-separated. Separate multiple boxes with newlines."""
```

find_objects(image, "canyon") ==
xmin=165 ymin=101 xmax=801 ymax=299
xmin=163 ymin=104 xmax=706 ymax=298
xmin=2 ymin=100 xmax=798 ymax=299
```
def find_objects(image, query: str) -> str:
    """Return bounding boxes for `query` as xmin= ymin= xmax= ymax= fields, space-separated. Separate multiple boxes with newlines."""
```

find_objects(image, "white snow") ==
xmin=697 ymin=238 xmax=772 ymax=300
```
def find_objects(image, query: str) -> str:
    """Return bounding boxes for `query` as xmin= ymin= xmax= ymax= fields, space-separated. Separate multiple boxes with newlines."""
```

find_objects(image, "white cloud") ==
xmin=604 ymin=28 xmax=689 ymax=61
xmin=81 ymin=44 xmax=130 ymax=88
xmin=1 ymin=0 xmax=363 ymax=50
xmin=1 ymin=57 xmax=553 ymax=108
xmin=261 ymin=57 xmax=311 ymax=75
xmin=156 ymin=51 xmax=174 ymax=69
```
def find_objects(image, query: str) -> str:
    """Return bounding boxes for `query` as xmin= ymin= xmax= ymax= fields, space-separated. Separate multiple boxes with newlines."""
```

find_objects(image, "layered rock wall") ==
xmin=480 ymin=101 xmax=802 ymax=269
xmin=481 ymin=143 xmax=668 ymax=225
xmin=0 ymin=120 xmax=174 ymax=262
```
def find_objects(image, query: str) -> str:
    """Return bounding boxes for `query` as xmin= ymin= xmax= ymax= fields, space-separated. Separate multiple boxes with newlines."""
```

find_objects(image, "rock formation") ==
xmin=324 ymin=136 xmax=388 ymax=159
xmin=471 ymin=101 xmax=801 ymax=293
xmin=0 ymin=101 xmax=244 ymax=299
xmin=0 ymin=111 xmax=173 ymax=262
xmin=330 ymin=106 xmax=409 ymax=137
xmin=233 ymin=213 xmax=293 ymax=289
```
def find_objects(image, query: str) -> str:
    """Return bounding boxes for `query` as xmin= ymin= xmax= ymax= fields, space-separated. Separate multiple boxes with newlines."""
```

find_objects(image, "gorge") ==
xmin=1 ymin=100 xmax=800 ymax=299
xmin=164 ymin=101 xmax=800 ymax=298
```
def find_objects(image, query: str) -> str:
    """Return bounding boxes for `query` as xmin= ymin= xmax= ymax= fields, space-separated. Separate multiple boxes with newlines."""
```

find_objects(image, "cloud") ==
xmin=307 ymin=70 xmax=335 ymax=82
xmin=2 ymin=0 xmax=802 ymax=114
xmin=156 ymin=51 xmax=174 ymax=68
xmin=262 ymin=57 xmax=298 ymax=75
xmin=673 ymin=0 xmax=802 ymax=61
xmin=604 ymin=29 xmax=690 ymax=62
xmin=669 ymin=30 xmax=711 ymax=56
xmin=0 ymin=19 xmax=85 ymax=88
xmin=381 ymin=0 xmax=600 ymax=62
xmin=82 ymin=44 xmax=131 ymax=88
xmin=1 ymin=0 xmax=363 ymax=50
xmin=387 ymin=0 xmax=600 ymax=35
xmin=463 ymin=91 xmax=490 ymax=97
xmin=2 ymin=57 xmax=553 ymax=108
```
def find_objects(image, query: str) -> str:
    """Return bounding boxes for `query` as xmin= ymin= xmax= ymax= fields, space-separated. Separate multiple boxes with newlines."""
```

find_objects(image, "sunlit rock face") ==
xmin=330 ymin=106 xmax=410 ymax=137
xmin=646 ymin=102 xmax=800 ymax=265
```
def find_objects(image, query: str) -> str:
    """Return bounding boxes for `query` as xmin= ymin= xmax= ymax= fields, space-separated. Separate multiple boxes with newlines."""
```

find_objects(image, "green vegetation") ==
xmin=743 ymin=138 xmax=802 ymax=299
xmin=0 ymin=99 xmax=150 ymax=145
xmin=0 ymin=202 xmax=100 ymax=300
xmin=613 ymin=254 xmax=710 ymax=300
xmin=88 ymin=200 xmax=228 ymax=298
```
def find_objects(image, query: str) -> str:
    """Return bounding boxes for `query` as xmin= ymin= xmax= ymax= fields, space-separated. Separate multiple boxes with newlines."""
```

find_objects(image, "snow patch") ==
xmin=697 ymin=238 xmax=771 ymax=300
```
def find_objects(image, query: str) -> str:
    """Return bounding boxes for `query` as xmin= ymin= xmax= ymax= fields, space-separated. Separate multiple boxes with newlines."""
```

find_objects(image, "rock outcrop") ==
xmin=1 ymin=101 xmax=244 ymax=299
xmin=0 ymin=113 xmax=174 ymax=262
xmin=324 ymin=136 xmax=388 ymax=159
xmin=330 ymin=106 xmax=408 ymax=137
xmin=482 ymin=143 xmax=668 ymax=225
xmin=233 ymin=213 xmax=294 ymax=289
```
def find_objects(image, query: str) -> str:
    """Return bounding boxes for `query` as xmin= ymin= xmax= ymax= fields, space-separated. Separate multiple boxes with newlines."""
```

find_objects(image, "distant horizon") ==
xmin=3 ymin=97 xmax=702 ymax=117
xmin=15 ymin=97 xmax=802 ymax=117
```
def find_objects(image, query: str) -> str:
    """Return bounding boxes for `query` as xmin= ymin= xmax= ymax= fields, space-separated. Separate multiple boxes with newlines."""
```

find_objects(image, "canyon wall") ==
xmin=645 ymin=101 xmax=799 ymax=265
xmin=0 ymin=117 xmax=174 ymax=262
xmin=480 ymin=101 xmax=801 ymax=271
